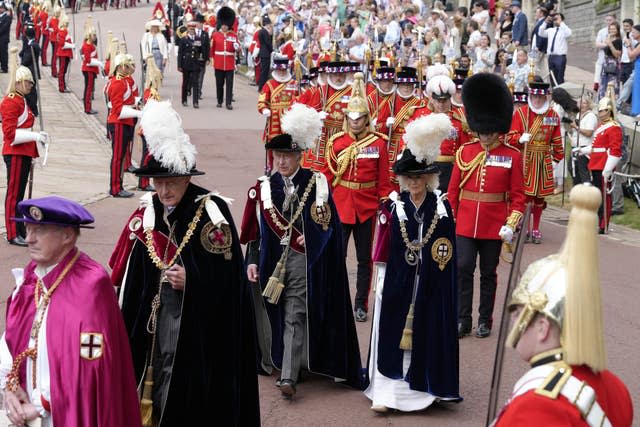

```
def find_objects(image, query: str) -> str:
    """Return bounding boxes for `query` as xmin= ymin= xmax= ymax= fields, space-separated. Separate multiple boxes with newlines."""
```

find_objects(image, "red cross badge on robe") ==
xmin=80 ymin=332 xmax=104 ymax=360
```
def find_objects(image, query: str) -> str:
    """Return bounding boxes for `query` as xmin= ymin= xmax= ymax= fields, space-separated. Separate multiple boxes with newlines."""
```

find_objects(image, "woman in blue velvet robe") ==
xmin=365 ymin=147 xmax=462 ymax=412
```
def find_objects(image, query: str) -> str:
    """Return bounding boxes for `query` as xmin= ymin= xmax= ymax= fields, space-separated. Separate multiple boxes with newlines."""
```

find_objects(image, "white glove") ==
xmin=603 ymin=155 xmax=621 ymax=180
xmin=63 ymin=42 xmax=76 ymax=50
xmin=518 ymin=133 xmax=531 ymax=144
xmin=233 ymin=42 xmax=240 ymax=50
xmin=386 ymin=116 xmax=395 ymax=127
xmin=499 ymin=225 xmax=514 ymax=244
xmin=261 ymin=108 xmax=271 ymax=117
xmin=571 ymin=146 xmax=580 ymax=154
xmin=37 ymin=131 xmax=48 ymax=144
xmin=579 ymin=145 xmax=593 ymax=155
xmin=318 ymin=111 xmax=328 ymax=120
xmin=88 ymin=59 xmax=103 ymax=68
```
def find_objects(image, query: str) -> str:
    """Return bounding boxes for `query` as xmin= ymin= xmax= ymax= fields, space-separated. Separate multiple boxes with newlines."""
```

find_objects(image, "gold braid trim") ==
xmin=455 ymin=149 xmax=487 ymax=189
xmin=506 ymin=210 xmax=523 ymax=230
xmin=267 ymin=176 xmax=315 ymax=232
xmin=326 ymin=132 xmax=379 ymax=187
xmin=144 ymin=197 xmax=207 ymax=271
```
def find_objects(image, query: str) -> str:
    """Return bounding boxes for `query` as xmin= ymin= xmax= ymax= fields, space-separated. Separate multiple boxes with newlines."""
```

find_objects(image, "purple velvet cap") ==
xmin=13 ymin=196 xmax=95 ymax=228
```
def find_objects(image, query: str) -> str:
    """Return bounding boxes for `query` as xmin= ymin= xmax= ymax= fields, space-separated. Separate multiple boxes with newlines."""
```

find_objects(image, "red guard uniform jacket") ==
xmin=55 ymin=27 xmax=73 ymax=58
xmin=508 ymin=105 xmax=564 ymax=197
xmin=588 ymin=120 xmax=623 ymax=171
xmin=107 ymin=74 xmax=136 ymax=126
xmin=257 ymin=78 xmax=298 ymax=143
xmin=48 ymin=16 xmax=59 ymax=43
xmin=81 ymin=41 xmax=99 ymax=74
xmin=1 ymin=92 xmax=38 ymax=158
xmin=496 ymin=363 xmax=633 ymax=427
xmin=322 ymin=131 xmax=393 ymax=224
xmin=295 ymin=84 xmax=352 ymax=171
xmin=447 ymin=139 xmax=525 ymax=239
xmin=411 ymin=106 xmax=473 ymax=161
xmin=366 ymin=83 xmax=394 ymax=134
xmin=210 ymin=30 xmax=238 ymax=71
xmin=376 ymin=94 xmax=425 ymax=184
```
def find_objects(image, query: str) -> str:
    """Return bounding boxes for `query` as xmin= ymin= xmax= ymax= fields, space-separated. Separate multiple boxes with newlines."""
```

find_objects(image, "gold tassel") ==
xmin=140 ymin=365 xmax=155 ymax=427
xmin=399 ymin=304 xmax=415 ymax=350
xmin=262 ymin=261 xmax=283 ymax=300
xmin=268 ymin=281 xmax=285 ymax=305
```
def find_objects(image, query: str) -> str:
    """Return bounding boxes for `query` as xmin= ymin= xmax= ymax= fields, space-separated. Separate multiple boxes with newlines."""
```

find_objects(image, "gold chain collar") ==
xmin=144 ymin=197 xmax=207 ymax=271
xmin=399 ymin=210 xmax=440 ymax=252
xmin=267 ymin=176 xmax=316 ymax=232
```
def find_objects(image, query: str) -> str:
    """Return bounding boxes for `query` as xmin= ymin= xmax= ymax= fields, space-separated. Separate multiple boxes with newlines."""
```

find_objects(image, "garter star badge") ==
xmin=80 ymin=333 xmax=104 ymax=360
xmin=431 ymin=237 xmax=453 ymax=271
xmin=310 ymin=201 xmax=331 ymax=231
xmin=29 ymin=206 xmax=44 ymax=221
xmin=201 ymin=222 xmax=233 ymax=259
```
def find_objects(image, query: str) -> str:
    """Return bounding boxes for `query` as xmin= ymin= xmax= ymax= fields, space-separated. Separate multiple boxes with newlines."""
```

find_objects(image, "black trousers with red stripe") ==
xmin=3 ymin=155 xmax=31 ymax=240
xmin=41 ymin=35 xmax=49 ymax=65
xmin=58 ymin=56 xmax=70 ymax=91
xmin=50 ymin=43 xmax=58 ymax=77
xmin=107 ymin=123 xmax=134 ymax=195
xmin=83 ymin=71 xmax=96 ymax=112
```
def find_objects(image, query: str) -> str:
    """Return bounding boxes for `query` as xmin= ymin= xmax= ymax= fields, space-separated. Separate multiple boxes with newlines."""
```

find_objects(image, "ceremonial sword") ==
xmin=28 ymin=43 xmax=49 ymax=198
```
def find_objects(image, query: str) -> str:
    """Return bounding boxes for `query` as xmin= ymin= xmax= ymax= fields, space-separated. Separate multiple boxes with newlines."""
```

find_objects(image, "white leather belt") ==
xmin=215 ymin=51 xmax=234 ymax=56
xmin=592 ymin=147 xmax=606 ymax=153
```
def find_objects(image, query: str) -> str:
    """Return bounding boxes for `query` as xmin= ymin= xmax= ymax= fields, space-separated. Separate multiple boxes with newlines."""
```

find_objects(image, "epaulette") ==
xmin=535 ymin=361 xmax=572 ymax=399
xmin=327 ymin=131 xmax=346 ymax=144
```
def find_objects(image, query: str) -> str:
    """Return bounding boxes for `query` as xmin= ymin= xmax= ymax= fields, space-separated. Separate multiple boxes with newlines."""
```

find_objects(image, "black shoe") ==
xmin=355 ymin=308 xmax=368 ymax=322
xmin=599 ymin=228 xmax=606 ymax=235
xmin=280 ymin=379 xmax=296 ymax=399
xmin=182 ymin=101 xmax=188 ymax=107
xmin=458 ymin=322 xmax=471 ymax=338
xmin=138 ymin=185 xmax=155 ymax=192
xmin=226 ymin=104 xmax=233 ymax=110
xmin=85 ymin=110 xmax=98 ymax=115
xmin=476 ymin=323 xmax=491 ymax=338
xmin=113 ymin=190 xmax=134 ymax=198
xmin=199 ymin=95 xmax=203 ymax=100
xmin=8 ymin=236 xmax=27 ymax=247
xmin=611 ymin=209 xmax=624 ymax=216
xmin=193 ymin=103 xmax=199 ymax=109
xmin=216 ymin=103 xmax=222 ymax=108
xmin=275 ymin=378 xmax=282 ymax=388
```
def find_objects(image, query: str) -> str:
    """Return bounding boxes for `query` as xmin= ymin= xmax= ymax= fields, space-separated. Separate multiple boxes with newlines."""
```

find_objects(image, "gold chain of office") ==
xmin=399 ymin=212 xmax=440 ymax=252
xmin=267 ymin=177 xmax=315 ymax=232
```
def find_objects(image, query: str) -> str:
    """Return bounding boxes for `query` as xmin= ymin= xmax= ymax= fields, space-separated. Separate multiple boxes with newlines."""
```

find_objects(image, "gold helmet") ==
xmin=7 ymin=47 xmax=34 ymax=95
xmin=105 ymin=31 xmax=113 ymax=59
xmin=344 ymin=72 xmax=368 ymax=121
xmin=506 ymin=184 xmax=606 ymax=373
xmin=84 ymin=15 xmax=96 ymax=41
xmin=597 ymin=83 xmax=617 ymax=120
xmin=144 ymin=55 xmax=162 ymax=95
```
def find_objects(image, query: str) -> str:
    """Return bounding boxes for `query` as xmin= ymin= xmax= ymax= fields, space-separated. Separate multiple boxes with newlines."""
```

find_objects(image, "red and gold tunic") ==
xmin=508 ymin=105 xmax=563 ymax=197
xmin=210 ymin=30 xmax=238 ymax=71
xmin=448 ymin=139 xmax=525 ymax=239
xmin=376 ymin=95 xmax=425 ymax=185
xmin=81 ymin=41 xmax=99 ymax=74
xmin=366 ymin=83 xmax=394 ymax=134
xmin=588 ymin=120 xmax=623 ymax=171
xmin=257 ymin=78 xmax=298 ymax=143
xmin=55 ymin=27 xmax=73 ymax=58
xmin=322 ymin=130 xmax=392 ymax=224
xmin=107 ymin=74 xmax=136 ymax=126
xmin=1 ymin=92 xmax=38 ymax=158
xmin=295 ymin=84 xmax=352 ymax=171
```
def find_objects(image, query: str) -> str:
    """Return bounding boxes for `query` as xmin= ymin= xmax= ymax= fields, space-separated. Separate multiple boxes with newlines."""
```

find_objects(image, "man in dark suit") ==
xmin=0 ymin=2 xmax=11 ymax=73
xmin=510 ymin=0 xmax=528 ymax=47
xmin=178 ymin=19 xmax=208 ymax=108
xmin=256 ymin=15 xmax=273 ymax=91
xmin=19 ymin=24 xmax=41 ymax=116
xmin=195 ymin=13 xmax=210 ymax=100
xmin=531 ymin=6 xmax=549 ymax=77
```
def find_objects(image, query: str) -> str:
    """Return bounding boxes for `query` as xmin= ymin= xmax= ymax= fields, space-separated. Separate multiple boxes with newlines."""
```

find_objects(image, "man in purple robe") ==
xmin=0 ymin=196 xmax=141 ymax=427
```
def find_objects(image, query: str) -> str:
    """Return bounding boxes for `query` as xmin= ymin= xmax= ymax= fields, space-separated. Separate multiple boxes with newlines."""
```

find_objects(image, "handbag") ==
xmin=603 ymin=62 xmax=618 ymax=75
xmin=0 ymin=411 xmax=42 ymax=427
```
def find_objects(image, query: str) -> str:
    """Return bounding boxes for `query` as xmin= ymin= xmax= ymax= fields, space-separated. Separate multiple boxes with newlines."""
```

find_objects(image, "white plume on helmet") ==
xmin=403 ymin=113 xmax=452 ymax=163
xmin=281 ymin=103 xmax=323 ymax=151
xmin=141 ymin=100 xmax=197 ymax=174
xmin=427 ymin=75 xmax=456 ymax=98
xmin=426 ymin=63 xmax=450 ymax=81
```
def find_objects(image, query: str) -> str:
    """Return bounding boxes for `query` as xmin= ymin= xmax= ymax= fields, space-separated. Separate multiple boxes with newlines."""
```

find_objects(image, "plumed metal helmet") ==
xmin=7 ymin=47 xmax=34 ymax=94
xmin=216 ymin=6 xmax=235 ymax=29
xmin=345 ymin=72 xmax=368 ymax=120
xmin=462 ymin=73 xmax=513 ymax=134
xmin=506 ymin=184 xmax=607 ymax=373
xmin=427 ymin=75 xmax=456 ymax=99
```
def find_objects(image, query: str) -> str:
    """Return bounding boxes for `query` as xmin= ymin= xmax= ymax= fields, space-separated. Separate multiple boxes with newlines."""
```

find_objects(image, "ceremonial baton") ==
xmin=485 ymin=202 xmax=533 ymax=425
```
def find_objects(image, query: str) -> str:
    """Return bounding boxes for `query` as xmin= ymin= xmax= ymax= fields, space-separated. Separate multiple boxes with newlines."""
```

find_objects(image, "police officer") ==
xmin=178 ymin=16 xmax=209 ymax=109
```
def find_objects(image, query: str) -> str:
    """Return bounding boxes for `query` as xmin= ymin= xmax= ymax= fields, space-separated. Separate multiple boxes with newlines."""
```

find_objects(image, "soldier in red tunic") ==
xmin=376 ymin=67 xmax=426 ymax=188
xmin=366 ymin=66 xmax=395 ymax=134
xmin=39 ymin=2 xmax=50 ymax=66
xmin=295 ymin=61 xmax=359 ymax=172
xmin=210 ymin=6 xmax=238 ymax=110
xmin=80 ymin=17 xmax=102 ymax=115
xmin=448 ymin=73 xmax=525 ymax=339
xmin=322 ymin=73 xmax=393 ymax=322
xmin=584 ymin=95 xmax=623 ymax=233
xmin=55 ymin=16 xmax=74 ymax=93
xmin=508 ymin=80 xmax=564 ymax=243
xmin=106 ymin=54 xmax=141 ymax=198
xmin=1 ymin=52 xmax=47 ymax=246
xmin=411 ymin=75 xmax=473 ymax=191
xmin=48 ymin=6 xmax=61 ymax=78
xmin=493 ymin=184 xmax=633 ymax=427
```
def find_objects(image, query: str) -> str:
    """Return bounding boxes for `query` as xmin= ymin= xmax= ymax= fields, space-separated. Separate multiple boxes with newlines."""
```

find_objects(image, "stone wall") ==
xmin=562 ymin=0 xmax=638 ymax=49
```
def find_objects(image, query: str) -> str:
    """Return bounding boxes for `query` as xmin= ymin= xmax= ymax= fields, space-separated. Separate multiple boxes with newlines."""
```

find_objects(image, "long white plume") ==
xmin=403 ymin=113 xmax=452 ymax=163
xmin=140 ymin=100 xmax=197 ymax=174
xmin=281 ymin=103 xmax=323 ymax=151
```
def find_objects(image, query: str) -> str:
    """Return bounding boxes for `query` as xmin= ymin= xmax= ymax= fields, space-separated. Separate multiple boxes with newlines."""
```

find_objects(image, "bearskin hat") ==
xmin=462 ymin=73 xmax=513 ymax=134
xmin=216 ymin=6 xmax=235 ymax=29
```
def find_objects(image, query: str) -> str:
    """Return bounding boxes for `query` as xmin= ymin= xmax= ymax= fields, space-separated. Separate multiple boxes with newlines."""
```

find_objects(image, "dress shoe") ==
xmin=216 ymin=103 xmax=222 ymax=108
xmin=476 ymin=323 xmax=491 ymax=338
xmin=226 ymin=104 xmax=233 ymax=110
xmin=193 ymin=103 xmax=199 ymax=109
xmin=531 ymin=230 xmax=542 ymax=244
xmin=599 ymin=228 xmax=606 ymax=235
xmin=182 ymin=101 xmax=188 ymax=107
xmin=370 ymin=405 xmax=389 ymax=413
xmin=611 ymin=209 xmax=624 ymax=216
xmin=113 ymin=190 xmax=134 ymax=198
xmin=275 ymin=378 xmax=282 ymax=388
xmin=355 ymin=307 xmax=368 ymax=322
xmin=85 ymin=110 xmax=98 ymax=115
xmin=279 ymin=379 xmax=296 ymax=398
xmin=457 ymin=322 xmax=471 ymax=338
xmin=8 ymin=236 xmax=27 ymax=247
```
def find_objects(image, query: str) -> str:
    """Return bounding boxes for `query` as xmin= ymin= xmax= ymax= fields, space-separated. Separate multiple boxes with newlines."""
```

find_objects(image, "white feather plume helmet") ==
xmin=426 ymin=63 xmax=450 ymax=81
xmin=427 ymin=75 xmax=456 ymax=98
xmin=280 ymin=103 xmax=323 ymax=151
xmin=140 ymin=100 xmax=198 ymax=175
xmin=403 ymin=113 xmax=453 ymax=163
